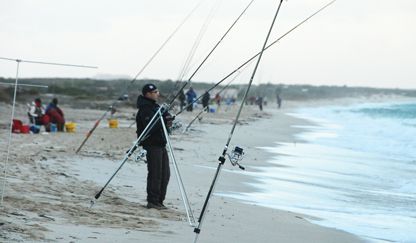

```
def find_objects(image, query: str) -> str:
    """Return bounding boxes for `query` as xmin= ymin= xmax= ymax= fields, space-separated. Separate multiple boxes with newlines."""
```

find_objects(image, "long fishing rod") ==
xmin=182 ymin=66 xmax=248 ymax=132
xmin=193 ymin=1 xmax=284 ymax=241
xmin=89 ymin=0 xmax=254 ymax=205
xmin=164 ymin=0 xmax=256 ymax=109
xmin=176 ymin=0 xmax=220 ymax=82
xmin=0 ymin=57 xmax=97 ymax=206
xmin=75 ymin=1 xmax=203 ymax=154
xmin=129 ymin=0 xmax=255 ymax=130
xmin=175 ymin=0 xmax=337 ymax=117
xmin=164 ymin=1 xmax=219 ymax=104
xmin=182 ymin=106 xmax=208 ymax=133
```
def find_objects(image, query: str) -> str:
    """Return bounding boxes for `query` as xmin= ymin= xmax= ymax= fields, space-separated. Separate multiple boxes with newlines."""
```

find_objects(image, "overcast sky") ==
xmin=1 ymin=0 xmax=415 ymax=89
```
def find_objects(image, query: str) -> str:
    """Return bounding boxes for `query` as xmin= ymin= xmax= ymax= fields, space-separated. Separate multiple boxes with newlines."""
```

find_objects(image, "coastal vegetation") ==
xmin=1 ymin=77 xmax=415 ymax=108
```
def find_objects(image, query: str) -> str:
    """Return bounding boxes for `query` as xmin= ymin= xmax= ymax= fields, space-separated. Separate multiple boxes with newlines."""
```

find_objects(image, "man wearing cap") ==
xmin=136 ymin=84 xmax=173 ymax=210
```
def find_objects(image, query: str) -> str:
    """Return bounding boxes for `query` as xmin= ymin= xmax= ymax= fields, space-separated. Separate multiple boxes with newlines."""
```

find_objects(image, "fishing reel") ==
xmin=135 ymin=149 xmax=147 ymax=163
xmin=171 ymin=120 xmax=183 ymax=131
xmin=226 ymin=146 xmax=245 ymax=170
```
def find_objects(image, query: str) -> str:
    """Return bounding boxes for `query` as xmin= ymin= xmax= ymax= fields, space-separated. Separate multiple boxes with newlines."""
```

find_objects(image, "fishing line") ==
xmin=130 ymin=0 xmax=256 ymax=128
xmin=176 ymin=0 xmax=221 ymax=82
xmin=175 ymin=0 xmax=338 ymax=117
xmin=165 ymin=0 xmax=256 ymax=108
xmin=90 ymin=0 xmax=256 ymax=217
xmin=193 ymin=1 xmax=284 ymax=241
xmin=75 ymin=1 xmax=202 ymax=153
xmin=182 ymin=64 xmax=250 ymax=132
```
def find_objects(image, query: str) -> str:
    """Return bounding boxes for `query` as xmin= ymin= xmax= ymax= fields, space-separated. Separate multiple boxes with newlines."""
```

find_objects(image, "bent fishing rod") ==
xmin=75 ymin=1 xmax=202 ymax=153
xmin=175 ymin=0 xmax=338 ymax=118
xmin=193 ymin=0 xmax=284 ymax=241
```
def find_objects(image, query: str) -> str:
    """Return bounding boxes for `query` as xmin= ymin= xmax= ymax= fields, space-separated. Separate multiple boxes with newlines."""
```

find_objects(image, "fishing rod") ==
xmin=164 ymin=1 xmax=219 ymax=105
xmin=128 ymin=0 xmax=256 ymax=130
xmin=193 ymin=0 xmax=284 ymax=239
xmin=182 ymin=66 xmax=248 ymax=133
xmin=176 ymin=0 xmax=221 ymax=82
xmin=92 ymin=0 xmax=255 ymax=195
xmin=193 ymin=1 xmax=339 ymax=241
xmin=0 ymin=57 xmax=97 ymax=206
xmin=182 ymin=106 xmax=208 ymax=133
xmin=163 ymin=0 xmax=256 ymax=110
xmin=175 ymin=0 xmax=338 ymax=118
xmin=90 ymin=0 xmax=256 ymax=223
xmin=91 ymin=104 xmax=197 ymax=225
xmin=75 ymin=1 xmax=203 ymax=154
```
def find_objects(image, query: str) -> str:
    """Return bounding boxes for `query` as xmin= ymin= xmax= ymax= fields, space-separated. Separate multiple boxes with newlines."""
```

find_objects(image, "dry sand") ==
xmin=0 ymin=101 xmax=364 ymax=242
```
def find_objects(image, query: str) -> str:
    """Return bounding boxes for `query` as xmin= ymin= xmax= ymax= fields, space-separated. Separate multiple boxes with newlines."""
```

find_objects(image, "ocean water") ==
xmin=225 ymin=101 xmax=416 ymax=242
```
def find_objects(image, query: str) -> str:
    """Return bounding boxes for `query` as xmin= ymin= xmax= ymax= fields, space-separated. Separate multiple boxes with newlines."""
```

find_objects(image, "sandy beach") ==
xmin=0 ymin=100 xmax=364 ymax=242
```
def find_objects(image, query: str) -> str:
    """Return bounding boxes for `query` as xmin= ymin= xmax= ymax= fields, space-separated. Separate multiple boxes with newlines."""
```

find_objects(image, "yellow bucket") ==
xmin=108 ymin=119 xmax=118 ymax=128
xmin=65 ymin=122 xmax=76 ymax=133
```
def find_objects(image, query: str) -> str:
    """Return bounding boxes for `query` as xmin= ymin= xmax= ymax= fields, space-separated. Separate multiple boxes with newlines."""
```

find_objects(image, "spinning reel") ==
xmin=226 ymin=146 xmax=245 ymax=170
xmin=135 ymin=149 xmax=147 ymax=163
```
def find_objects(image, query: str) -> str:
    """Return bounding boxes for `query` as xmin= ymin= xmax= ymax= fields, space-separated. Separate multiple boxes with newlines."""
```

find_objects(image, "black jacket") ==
xmin=136 ymin=95 xmax=169 ymax=147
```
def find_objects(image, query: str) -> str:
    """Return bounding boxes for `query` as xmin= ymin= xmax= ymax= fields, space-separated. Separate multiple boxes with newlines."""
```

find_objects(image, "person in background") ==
xmin=28 ymin=98 xmax=50 ymax=132
xmin=45 ymin=98 xmax=65 ymax=132
xmin=215 ymin=93 xmax=221 ymax=107
xmin=185 ymin=87 xmax=197 ymax=112
xmin=202 ymin=91 xmax=210 ymax=112
xmin=256 ymin=96 xmax=263 ymax=111
xmin=178 ymin=90 xmax=186 ymax=111
xmin=136 ymin=84 xmax=174 ymax=210
xmin=276 ymin=93 xmax=282 ymax=109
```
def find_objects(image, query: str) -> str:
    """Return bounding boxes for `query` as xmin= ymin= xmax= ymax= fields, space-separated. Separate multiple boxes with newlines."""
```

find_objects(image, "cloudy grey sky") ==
xmin=1 ymin=0 xmax=415 ymax=89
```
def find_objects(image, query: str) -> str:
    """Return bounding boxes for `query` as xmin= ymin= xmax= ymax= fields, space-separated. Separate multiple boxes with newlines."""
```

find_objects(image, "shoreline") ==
xmin=0 ymin=101 xmax=364 ymax=242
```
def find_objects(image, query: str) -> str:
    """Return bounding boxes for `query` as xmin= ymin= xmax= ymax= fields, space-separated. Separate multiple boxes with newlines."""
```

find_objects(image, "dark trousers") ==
xmin=145 ymin=146 xmax=170 ymax=204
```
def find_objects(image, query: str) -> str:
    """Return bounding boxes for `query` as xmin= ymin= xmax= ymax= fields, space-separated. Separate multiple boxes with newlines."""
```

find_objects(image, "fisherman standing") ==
xmin=185 ymin=87 xmax=197 ymax=112
xmin=136 ymin=84 xmax=173 ymax=210
xmin=178 ymin=90 xmax=186 ymax=111
xmin=202 ymin=91 xmax=210 ymax=112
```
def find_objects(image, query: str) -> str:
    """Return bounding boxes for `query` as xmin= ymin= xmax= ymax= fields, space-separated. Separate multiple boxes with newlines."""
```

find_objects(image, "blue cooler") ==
xmin=50 ymin=123 xmax=57 ymax=132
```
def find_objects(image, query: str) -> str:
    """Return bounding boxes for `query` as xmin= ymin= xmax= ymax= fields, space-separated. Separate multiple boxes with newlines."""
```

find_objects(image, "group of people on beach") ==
xmin=27 ymin=97 xmax=65 ymax=133
xmin=178 ymin=87 xmax=216 ymax=113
